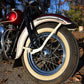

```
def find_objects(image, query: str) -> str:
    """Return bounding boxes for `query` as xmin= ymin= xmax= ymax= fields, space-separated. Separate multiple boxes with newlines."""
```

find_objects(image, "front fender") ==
xmin=15 ymin=14 xmax=76 ymax=59
xmin=34 ymin=14 xmax=72 ymax=26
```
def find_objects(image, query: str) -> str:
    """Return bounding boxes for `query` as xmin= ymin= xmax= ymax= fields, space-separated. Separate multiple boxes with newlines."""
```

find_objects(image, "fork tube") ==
xmin=25 ymin=17 xmax=34 ymax=45
xmin=25 ymin=6 xmax=37 ymax=46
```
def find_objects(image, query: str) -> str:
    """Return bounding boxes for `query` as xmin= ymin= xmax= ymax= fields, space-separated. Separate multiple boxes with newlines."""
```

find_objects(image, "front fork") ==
xmin=24 ymin=6 xmax=62 ymax=54
xmin=25 ymin=6 xmax=38 ymax=46
xmin=23 ymin=23 xmax=62 ymax=54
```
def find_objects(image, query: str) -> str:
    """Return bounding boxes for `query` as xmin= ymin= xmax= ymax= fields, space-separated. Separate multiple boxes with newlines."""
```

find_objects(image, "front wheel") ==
xmin=22 ymin=23 xmax=79 ymax=84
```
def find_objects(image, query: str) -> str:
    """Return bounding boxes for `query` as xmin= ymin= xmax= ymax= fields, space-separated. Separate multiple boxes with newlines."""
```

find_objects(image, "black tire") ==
xmin=0 ymin=55 xmax=2 ymax=61
xmin=0 ymin=51 xmax=3 ymax=62
xmin=22 ymin=23 xmax=79 ymax=84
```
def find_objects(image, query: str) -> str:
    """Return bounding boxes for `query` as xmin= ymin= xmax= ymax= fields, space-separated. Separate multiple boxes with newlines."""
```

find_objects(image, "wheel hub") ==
xmin=42 ymin=49 xmax=50 ymax=57
xmin=40 ymin=49 xmax=50 ymax=60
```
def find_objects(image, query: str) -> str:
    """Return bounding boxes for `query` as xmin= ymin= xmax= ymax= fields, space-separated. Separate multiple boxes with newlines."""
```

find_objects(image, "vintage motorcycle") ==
xmin=0 ymin=0 xmax=79 ymax=84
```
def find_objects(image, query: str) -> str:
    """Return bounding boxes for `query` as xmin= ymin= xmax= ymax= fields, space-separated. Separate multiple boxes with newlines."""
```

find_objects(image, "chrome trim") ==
xmin=0 ymin=26 xmax=5 ymax=34
xmin=0 ymin=25 xmax=5 ymax=53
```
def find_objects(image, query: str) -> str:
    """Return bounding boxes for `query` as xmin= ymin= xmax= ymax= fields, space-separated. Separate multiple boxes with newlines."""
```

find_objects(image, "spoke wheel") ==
xmin=28 ymin=33 xmax=65 ymax=76
xmin=22 ymin=22 xmax=79 ymax=84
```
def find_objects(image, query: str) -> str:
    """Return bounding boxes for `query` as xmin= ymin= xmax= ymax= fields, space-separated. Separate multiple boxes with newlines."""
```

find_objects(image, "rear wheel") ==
xmin=22 ymin=23 xmax=79 ymax=84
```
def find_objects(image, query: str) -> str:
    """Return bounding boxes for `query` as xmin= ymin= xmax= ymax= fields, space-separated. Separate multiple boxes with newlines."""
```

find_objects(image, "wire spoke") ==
xmin=52 ymin=53 xmax=60 ymax=60
xmin=53 ymin=43 xmax=61 ymax=53
xmin=45 ymin=63 xmax=50 ymax=71
xmin=48 ymin=56 xmax=58 ymax=61
xmin=46 ymin=60 xmax=58 ymax=67
xmin=36 ymin=60 xmax=46 ymax=69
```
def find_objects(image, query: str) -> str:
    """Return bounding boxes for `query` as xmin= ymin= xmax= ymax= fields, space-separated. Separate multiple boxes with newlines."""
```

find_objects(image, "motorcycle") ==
xmin=0 ymin=0 xmax=79 ymax=84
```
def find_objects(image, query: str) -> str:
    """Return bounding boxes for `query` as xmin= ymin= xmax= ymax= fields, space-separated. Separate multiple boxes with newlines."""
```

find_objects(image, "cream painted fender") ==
xmin=15 ymin=15 xmax=72 ymax=59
